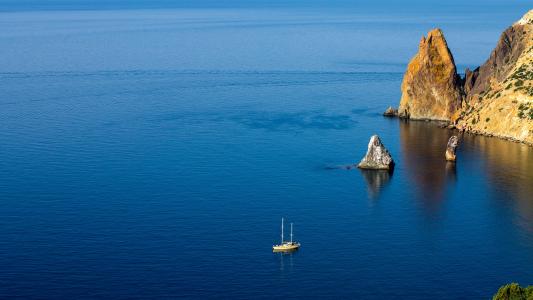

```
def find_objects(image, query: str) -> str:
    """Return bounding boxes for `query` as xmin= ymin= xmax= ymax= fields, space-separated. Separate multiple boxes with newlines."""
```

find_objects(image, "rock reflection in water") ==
xmin=399 ymin=120 xmax=533 ymax=233
xmin=399 ymin=121 xmax=456 ymax=212
xmin=445 ymin=161 xmax=457 ymax=182
xmin=461 ymin=133 xmax=533 ymax=233
xmin=360 ymin=169 xmax=392 ymax=199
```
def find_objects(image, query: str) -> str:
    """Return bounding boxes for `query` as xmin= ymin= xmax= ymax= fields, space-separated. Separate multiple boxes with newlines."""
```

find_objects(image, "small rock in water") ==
xmin=383 ymin=106 xmax=398 ymax=117
xmin=357 ymin=135 xmax=395 ymax=170
xmin=445 ymin=135 xmax=459 ymax=162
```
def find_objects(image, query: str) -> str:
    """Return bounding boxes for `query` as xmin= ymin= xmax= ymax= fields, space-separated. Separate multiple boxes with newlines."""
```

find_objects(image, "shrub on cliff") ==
xmin=492 ymin=283 xmax=533 ymax=300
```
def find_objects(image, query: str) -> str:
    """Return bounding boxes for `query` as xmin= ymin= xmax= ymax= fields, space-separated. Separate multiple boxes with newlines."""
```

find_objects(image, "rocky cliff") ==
xmin=398 ymin=29 xmax=463 ymax=121
xmin=457 ymin=10 xmax=533 ymax=145
xmin=398 ymin=10 xmax=533 ymax=146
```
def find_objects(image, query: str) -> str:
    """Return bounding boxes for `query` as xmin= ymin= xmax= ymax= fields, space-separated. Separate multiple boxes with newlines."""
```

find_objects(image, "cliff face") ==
xmin=466 ymin=26 xmax=527 ymax=100
xmin=398 ymin=29 xmax=463 ymax=121
xmin=457 ymin=10 xmax=533 ymax=145
xmin=398 ymin=10 xmax=533 ymax=145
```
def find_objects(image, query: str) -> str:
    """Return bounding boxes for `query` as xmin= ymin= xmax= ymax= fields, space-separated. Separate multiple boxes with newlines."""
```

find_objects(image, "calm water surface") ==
xmin=0 ymin=7 xmax=532 ymax=299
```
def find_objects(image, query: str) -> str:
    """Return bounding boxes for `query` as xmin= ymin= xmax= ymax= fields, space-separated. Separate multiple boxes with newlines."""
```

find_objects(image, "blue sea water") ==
xmin=0 ymin=4 xmax=532 ymax=299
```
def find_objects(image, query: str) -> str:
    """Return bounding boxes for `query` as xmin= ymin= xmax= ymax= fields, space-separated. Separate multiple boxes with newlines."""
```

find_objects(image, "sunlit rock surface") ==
xmin=445 ymin=135 xmax=459 ymax=161
xmin=357 ymin=135 xmax=395 ymax=170
xmin=457 ymin=9 xmax=533 ymax=146
xmin=398 ymin=10 xmax=533 ymax=146
xmin=398 ymin=28 xmax=463 ymax=121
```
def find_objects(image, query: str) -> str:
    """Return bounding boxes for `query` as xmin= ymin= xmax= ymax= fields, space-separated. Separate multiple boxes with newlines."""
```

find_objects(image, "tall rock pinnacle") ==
xmin=398 ymin=29 xmax=463 ymax=122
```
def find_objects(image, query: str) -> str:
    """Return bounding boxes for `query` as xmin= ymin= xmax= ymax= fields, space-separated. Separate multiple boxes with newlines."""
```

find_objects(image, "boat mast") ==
xmin=290 ymin=223 xmax=293 ymax=243
xmin=281 ymin=218 xmax=284 ymax=243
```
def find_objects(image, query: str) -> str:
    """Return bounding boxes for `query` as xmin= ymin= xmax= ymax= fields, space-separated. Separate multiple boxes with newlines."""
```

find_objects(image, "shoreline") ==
xmin=393 ymin=117 xmax=533 ymax=147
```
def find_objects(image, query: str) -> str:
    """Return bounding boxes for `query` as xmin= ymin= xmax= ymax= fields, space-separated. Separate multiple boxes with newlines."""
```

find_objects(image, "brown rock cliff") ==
xmin=397 ymin=10 xmax=533 ymax=145
xmin=398 ymin=29 xmax=463 ymax=121
xmin=458 ymin=10 xmax=533 ymax=145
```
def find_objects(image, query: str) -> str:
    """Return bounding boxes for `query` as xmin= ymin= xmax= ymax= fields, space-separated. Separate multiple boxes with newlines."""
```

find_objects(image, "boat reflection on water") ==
xmin=277 ymin=248 xmax=296 ymax=272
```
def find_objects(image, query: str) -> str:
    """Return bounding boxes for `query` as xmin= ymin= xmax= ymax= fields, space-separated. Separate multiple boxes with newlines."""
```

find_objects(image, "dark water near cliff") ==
xmin=1 ymin=7 xmax=532 ymax=299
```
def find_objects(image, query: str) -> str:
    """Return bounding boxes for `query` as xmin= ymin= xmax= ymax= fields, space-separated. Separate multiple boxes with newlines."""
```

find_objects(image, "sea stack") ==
xmin=383 ymin=106 xmax=398 ymax=117
xmin=357 ymin=135 xmax=395 ymax=170
xmin=397 ymin=10 xmax=533 ymax=146
xmin=398 ymin=28 xmax=463 ymax=122
xmin=445 ymin=135 xmax=459 ymax=162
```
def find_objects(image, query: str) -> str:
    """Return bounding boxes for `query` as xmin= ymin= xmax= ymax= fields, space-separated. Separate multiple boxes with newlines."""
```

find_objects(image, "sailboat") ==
xmin=272 ymin=218 xmax=300 ymax=252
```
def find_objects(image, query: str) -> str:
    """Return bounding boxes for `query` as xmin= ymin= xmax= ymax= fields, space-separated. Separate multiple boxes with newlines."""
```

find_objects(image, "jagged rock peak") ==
xmin=357 ymin=135 xmax=395 ymax=170
xmin=515 ymin=9 xmax=533 ymax=25
xmin=421 ymin=28 xmax=445 ymax=44
xmin=418 ymin=29 xmax=455 ymax=75
xmin=398 ymin=28 xmax=463 ymax=122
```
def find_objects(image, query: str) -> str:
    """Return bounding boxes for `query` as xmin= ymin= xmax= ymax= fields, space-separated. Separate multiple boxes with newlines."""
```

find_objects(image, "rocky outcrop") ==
xmin=398 ymin=29 xmax=463 ymax=121
xmin=457 ymin=10 xmax=533 ymax=145
xmin=445 ymin=136 xmax=459 ymax=161
xmin=357 ymin=135 xmax=394 ymax=170
xmin=463 ymin=67 xmax=479 ymax=96
xmin=383 ymin=106 xmax=398 ymax=117
xmin=397 ymin=10 xmax=533 ymax=146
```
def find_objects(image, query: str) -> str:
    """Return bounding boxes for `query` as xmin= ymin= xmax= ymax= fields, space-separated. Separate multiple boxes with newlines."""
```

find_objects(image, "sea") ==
xmin=0 ymin=2 xmax=532 ymax=299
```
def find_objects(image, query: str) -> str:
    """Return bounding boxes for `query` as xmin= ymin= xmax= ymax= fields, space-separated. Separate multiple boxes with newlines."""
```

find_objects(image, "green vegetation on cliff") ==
xmin=518 ymin=103 xmax=533 ymax=120
xmin=492 ymin=283 xmax=533 ymax=300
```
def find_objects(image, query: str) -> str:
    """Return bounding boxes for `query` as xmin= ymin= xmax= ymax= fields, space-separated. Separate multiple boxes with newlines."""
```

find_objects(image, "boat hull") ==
xmin=272 ymin=243 xmax=300 ymax=252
